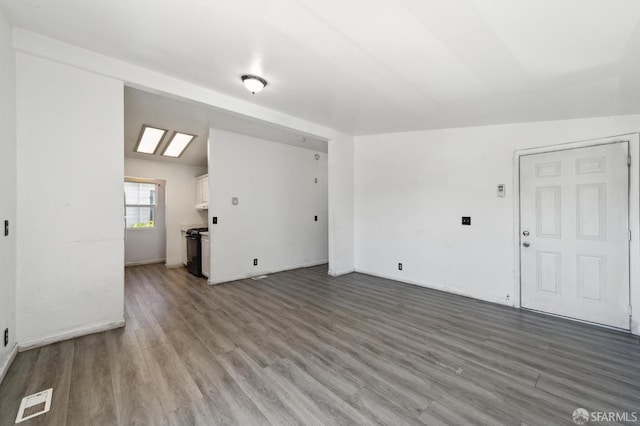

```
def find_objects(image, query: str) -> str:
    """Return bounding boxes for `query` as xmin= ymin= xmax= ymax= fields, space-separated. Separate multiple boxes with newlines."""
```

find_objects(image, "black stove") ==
xmin=186 ymin=227 xmax=208 ymax=236
xmin=186 ymin=227 xmax=208 ymax=276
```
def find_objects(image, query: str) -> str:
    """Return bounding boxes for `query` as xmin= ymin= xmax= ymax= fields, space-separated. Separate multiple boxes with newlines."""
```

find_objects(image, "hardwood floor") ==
xmin=1 ymin=264 xmax=639 ymax=425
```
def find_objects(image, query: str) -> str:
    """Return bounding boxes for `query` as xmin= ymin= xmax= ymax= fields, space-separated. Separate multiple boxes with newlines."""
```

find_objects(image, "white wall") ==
xmin=0 ymin=5 xmax=17 ymax=380
xmin=355 ymin=114 xmax=640 ymax=334
xmin=13 ymin=28 xmax=356 ymax=283
xmin=14 ymin=28 xmax=339 ymax=145
xmin=209 ymin=129 xmax=328 ymax=284
xmin=16 ymin=53 xmax=125 ymax=346
xmin=124 ymin=158 xmax=207 ymax=267
xmin=328 ymin=134 xmax=355 ymax=276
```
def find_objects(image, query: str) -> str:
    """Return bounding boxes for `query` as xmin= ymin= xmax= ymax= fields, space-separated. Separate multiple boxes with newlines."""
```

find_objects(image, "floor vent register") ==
xmin=15 ymin=388 xmax=53 ymax=423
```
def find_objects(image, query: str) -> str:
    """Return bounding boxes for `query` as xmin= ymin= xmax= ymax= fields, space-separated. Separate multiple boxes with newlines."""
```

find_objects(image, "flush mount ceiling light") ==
xmin=241 ymin=75 xmax=267 ymax=94
xmin=135 ymin=125 xmax=167 ymax=154
xmin=162 ymin=131 xmax=196 ymax=158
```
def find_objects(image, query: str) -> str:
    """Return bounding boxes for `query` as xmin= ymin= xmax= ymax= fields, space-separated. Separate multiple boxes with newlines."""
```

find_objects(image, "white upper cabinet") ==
xmin=195 ymin=174 xmax=208 ymax=209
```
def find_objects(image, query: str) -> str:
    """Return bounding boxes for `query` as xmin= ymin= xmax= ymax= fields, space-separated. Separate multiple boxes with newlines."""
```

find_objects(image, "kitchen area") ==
xmin=123 ymin=86 xmax=329 ymax=286
xmin=181 ymin=173 xmax=210 ymax=279
xmin=124 ymin=86 xmax=211 ymax=280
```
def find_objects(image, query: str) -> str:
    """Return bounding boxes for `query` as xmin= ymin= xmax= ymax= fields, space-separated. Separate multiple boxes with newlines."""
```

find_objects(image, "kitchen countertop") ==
xmin=200 ymin=231 xmax=209 ymax=237
xmin=180 ymin=224 xmax=207 ymax=232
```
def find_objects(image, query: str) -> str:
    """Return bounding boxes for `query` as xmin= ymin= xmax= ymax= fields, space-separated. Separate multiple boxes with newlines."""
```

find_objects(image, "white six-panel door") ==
xmin=520 ymin=142 xmax=630 ymax=329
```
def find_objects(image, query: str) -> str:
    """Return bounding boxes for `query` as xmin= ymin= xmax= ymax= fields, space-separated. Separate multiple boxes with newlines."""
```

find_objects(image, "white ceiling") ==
xmin=6 ymin=0 xmax=640 ymax=135
xmin=125 ymin=87 xmax=327 ymax=167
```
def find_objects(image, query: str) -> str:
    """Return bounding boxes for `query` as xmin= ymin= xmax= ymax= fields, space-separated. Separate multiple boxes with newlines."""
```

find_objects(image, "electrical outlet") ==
xmin=253 ymin=259 xmax=258 ymax=266
xmin=506 ymin=294 xmax=511 ymax=302
xmin=314 ymin=215 xmax=318 ymax=222
xmin=462 ymin=216 xmax=471 ymax=225
xmin=4 ymin=328 xmax=8 ymax=347
xmin=398 ymin=263 xmax=403 ymax=271
xmin=314 ymin=178 xmax=318 ymax=183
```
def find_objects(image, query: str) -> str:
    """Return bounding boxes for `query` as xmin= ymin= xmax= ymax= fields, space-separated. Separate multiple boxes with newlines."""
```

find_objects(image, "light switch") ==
xmin=232 ymin=197 xmax=238 ymax=205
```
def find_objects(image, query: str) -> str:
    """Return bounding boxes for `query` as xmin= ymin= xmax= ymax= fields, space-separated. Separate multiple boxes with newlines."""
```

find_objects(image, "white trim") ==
xmin=355 ymin=268 xmax=511 ymax=306
xmin=0 ymin=344 xmax=18 ymax=385
xmin=125 ymin=258 xmax=166 ymax=267
xmin=18 ymin=318 xmax=125 ymax=352
xmin=328 ymin=268 xmax=356 ymax=277
xmin=209 ymin=260 xmax=329 ymax=285
xmin=512 ymin=133 xmax=640 ymax=334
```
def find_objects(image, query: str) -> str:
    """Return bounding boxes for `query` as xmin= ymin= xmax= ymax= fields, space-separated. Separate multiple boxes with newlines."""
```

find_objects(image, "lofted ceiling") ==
xmin=124 ymin=87 xmax=210 ymax=167
xmin=6 ymin=0 xmax=640 ymax=135
xmin=125 ymin=87 xmax=327 ymax=167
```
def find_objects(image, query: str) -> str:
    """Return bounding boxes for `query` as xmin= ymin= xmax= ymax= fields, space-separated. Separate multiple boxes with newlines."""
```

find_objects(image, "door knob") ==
xmin=522 ymin=242 xmax=530 ymax=247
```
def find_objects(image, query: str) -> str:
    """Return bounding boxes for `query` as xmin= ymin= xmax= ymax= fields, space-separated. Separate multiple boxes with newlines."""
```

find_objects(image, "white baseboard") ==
xmin=0 ymin=344 xmax=18 ymax=385
xmin=328 ymin=268 xmax=355 ymax=277
xmin=356 ymin=268 xmax=640 ymax=335
xmin=354 ymin=268 xmax=512 ymax=307
xmin=18 ymin=318 xmax=125 ymax=352
xmin=298 ymin=260 xmax=328 ymax=269
xmin=125 ymin=259 xmax=166 ymax=267
xmin=165 ymin=263 xmax=185 ymax=269
xmin=209 ymin=260 xmax=329 ymax=285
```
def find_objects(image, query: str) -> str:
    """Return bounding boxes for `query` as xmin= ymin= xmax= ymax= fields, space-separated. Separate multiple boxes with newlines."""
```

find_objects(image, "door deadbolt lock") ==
xmin=522 ymin=230 xmax=530 ymax=237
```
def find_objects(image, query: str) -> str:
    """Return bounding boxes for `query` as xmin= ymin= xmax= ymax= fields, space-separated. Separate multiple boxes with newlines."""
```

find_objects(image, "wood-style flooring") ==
xmin=0 ymin=264 xmax=639 ymax=425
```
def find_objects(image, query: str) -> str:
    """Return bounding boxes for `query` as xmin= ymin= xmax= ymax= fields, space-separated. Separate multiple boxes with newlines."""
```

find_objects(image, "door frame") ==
xmin=512 ymin=133 xmax=640 ymax=333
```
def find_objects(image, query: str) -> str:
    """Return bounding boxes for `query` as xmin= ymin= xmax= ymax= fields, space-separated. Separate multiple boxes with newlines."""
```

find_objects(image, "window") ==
xmin=125 ymin=181 xmax=157 ymax=228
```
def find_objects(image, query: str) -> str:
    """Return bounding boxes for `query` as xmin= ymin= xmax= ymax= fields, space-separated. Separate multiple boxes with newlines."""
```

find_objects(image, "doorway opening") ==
xmin=123 ymin=87 xmax=209 ymax=272
xmin=123 ymin=85 xmax=329 ymax=284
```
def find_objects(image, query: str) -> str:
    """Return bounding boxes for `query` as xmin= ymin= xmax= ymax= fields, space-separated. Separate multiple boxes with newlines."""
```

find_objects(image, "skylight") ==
xmin=162 ymin=132 xmax=196 ymax=157
xmin=135 ymin=125 xmax=167 ymax=154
